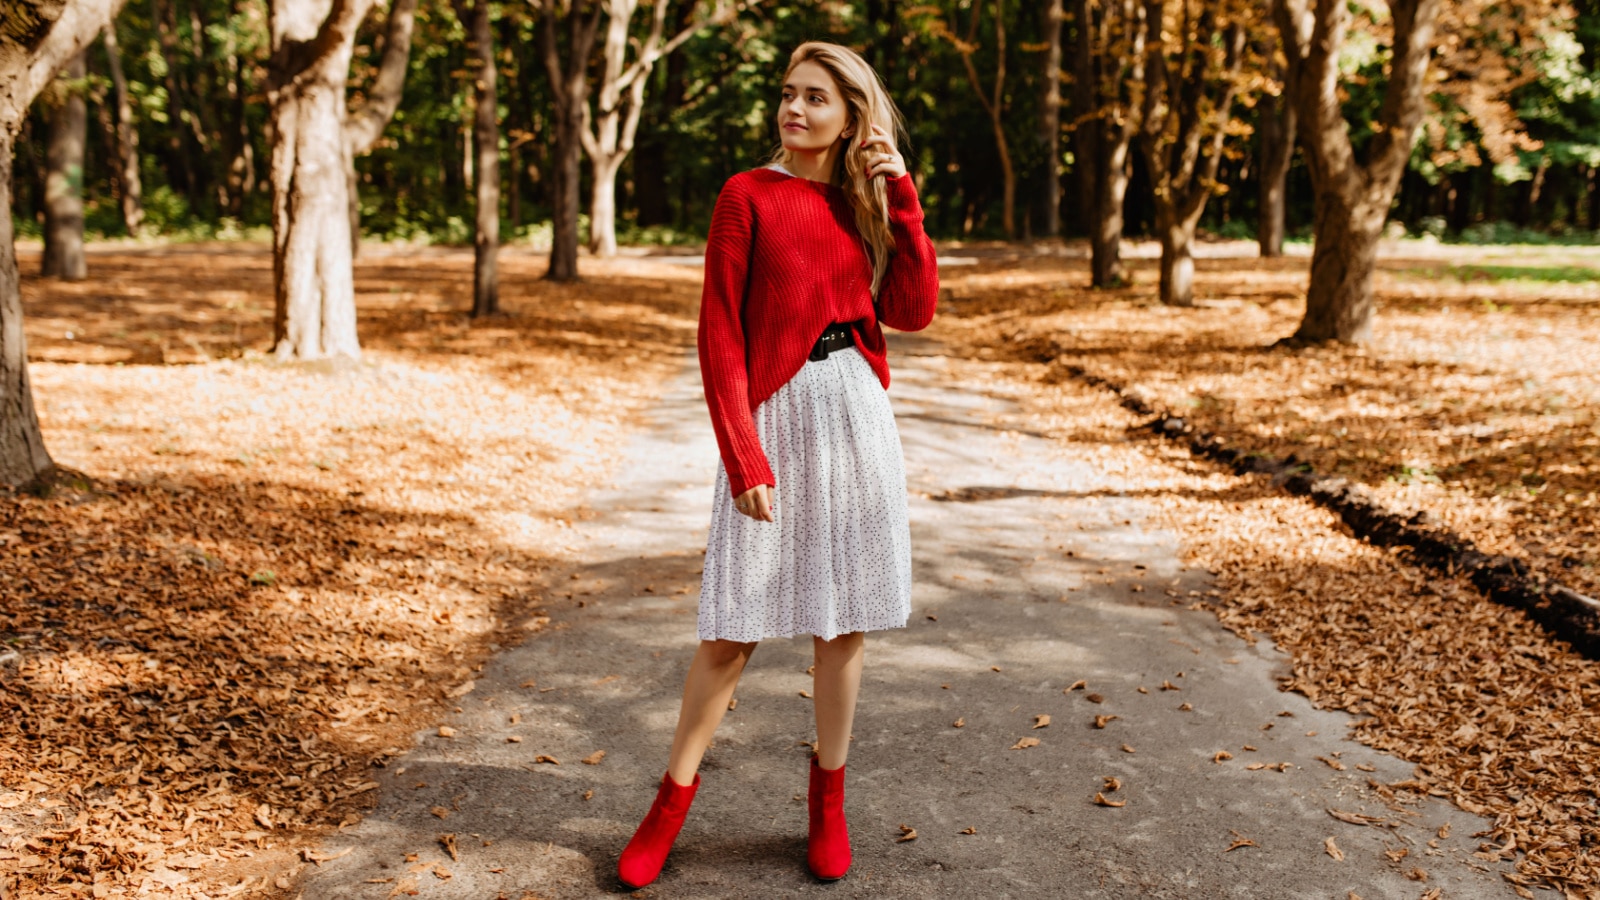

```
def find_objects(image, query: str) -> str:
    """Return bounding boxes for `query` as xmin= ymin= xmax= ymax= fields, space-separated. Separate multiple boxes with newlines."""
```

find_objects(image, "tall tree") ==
xmin=1256 ymin=56 xmax=1294 ymax=257
xmin=583 ymin=0 xmax=725 ymax=258
xmin=533 ymin=0 xmax=600 ymax=282
xmin=1038 ymin=0 xmax=1063 ymax=237
xmin=41 ymin=49 xmax=88 ymax=279
xmin=455 ymin=0 xmax=499 ymax=315
xmin=1273 ymin=0 xmax=1439 ymax=343
xmin=266 ymin=0 xmax=372 ymax=359
xmin=1137 ymin=0 xmax=1248 ymax=307
xmin=345 ymin=0 xmax=418 ymax=254
xmin=2 ymin=0 xmax=129 ymax=488
xmin=101 ymin=25 xmax=143 ymax=236
xmin=930 ymin=0 xmax=1018 ymax=239
xmin=1072 ymin=0 xmax=1146 ymax=286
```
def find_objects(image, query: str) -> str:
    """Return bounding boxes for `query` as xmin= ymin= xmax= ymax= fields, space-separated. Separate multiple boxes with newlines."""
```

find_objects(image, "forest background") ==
xmin=13 ymin=0 xmax=1600 ymax=259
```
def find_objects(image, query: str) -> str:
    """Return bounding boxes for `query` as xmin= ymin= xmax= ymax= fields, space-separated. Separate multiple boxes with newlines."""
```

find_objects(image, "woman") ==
xmin=617 ymin=41 xmax=938 ymax=888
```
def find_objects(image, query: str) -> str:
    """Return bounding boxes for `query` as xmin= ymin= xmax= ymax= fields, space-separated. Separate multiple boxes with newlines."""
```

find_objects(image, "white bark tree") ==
xmin=582 ymin=0 xmax=731 ymax=258
xmin=2 ymin=0 xmax=129 ymax=488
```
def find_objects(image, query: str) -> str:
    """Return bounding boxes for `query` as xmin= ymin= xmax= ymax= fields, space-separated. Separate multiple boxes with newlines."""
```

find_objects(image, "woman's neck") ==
xmin=785 ymin=144 xmax=841 ymax=185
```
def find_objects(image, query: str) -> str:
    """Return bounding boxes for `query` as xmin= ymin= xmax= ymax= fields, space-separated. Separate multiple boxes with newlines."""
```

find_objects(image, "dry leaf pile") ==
xmin=3 ymin=247 xmax=701 ymax=898
xmin=927 ymin=249 xmax=1600 ymax=897
xmin=934 ymin=242 xmax=1599 ymax=600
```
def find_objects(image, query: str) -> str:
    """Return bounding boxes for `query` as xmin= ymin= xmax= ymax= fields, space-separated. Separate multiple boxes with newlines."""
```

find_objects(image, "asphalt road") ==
xmin=297 ymin=336 xmax=1516 ymax=900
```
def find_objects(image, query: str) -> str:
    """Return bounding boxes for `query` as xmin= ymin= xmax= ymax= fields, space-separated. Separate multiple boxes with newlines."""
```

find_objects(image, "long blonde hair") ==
xmin=768 ymin=42 xmax=908 ymax=297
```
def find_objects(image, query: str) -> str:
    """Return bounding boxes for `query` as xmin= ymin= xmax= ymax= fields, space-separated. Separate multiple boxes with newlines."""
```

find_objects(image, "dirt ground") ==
xmin=2 ymin=238 xmax=1596 ymax=898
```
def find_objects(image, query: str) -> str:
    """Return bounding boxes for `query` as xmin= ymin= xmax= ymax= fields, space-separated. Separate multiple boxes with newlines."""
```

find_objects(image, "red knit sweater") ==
xmin=697 ymin=167 xmax=940 ymax=498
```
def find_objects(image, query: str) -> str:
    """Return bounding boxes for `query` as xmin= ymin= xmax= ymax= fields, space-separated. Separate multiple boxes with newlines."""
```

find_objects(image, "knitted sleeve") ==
xmin=874 ymin=173 xmax=939 ymax=332
xmin=697 ymin=175 xmax=776 ymax=498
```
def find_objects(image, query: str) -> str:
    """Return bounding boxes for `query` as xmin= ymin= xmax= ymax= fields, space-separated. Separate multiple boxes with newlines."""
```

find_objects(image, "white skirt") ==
xmin=698 ymin=346 xmax=913 ymax=642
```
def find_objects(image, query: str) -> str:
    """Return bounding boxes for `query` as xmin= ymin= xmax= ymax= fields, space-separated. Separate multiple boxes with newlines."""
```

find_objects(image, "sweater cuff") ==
xmin=727 ymin=465 xmax=775 ymax=500
xmin=886 ymin=174 xmax=923 ymax=221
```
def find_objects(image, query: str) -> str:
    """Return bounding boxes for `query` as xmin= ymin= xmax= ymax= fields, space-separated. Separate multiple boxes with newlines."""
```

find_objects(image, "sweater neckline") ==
xmin=766 ymin=162 xmax=842 ymax=191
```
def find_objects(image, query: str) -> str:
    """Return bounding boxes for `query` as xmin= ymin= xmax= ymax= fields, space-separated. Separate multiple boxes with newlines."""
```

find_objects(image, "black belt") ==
xmin=809 ymin=324 xmax=854 ymax=361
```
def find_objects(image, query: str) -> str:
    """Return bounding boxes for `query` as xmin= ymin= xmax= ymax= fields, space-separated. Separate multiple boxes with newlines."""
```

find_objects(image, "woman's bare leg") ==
xmin=665 ymin=638 xmax=758 ymax=785
xmin=811 ymin=632 xmax=865 ymax=769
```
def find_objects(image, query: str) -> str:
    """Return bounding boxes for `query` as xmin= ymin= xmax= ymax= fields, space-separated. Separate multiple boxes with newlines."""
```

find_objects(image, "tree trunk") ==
xmin=267 ymin=0 xmax=369 ymax=360
xmin=1038 ymin=0 xmax=1063 ymax=238
xmin=1090 ymin=130 xmax=1130 ymax=286
xmin=1 ymin=0 xmax=128 ymax=488
xmin=1257 ymin=89 xmax=1294 ymax=257
xmin=42 ymin=50 xmax=87 ymax=280
xmin=538 ymin=2 xmax=601 ymax=282
xmin=589 ymin=156 xmax=620 ymax=258
xmin=466 ymin=0 xmax=499 ymax=317
xmin=102 ymin=27 xmax=143 ymax=235
xmin=1297 ymin=192 xmax=1382 ymax=343
xmin=0 ymin=130 xmax=55 ymax=486
xmin=1157 ymin=212 xmax=1198 ymax=307
xmin=1068 ymin=0 xmax=1097 ymax=234
xmin=1275 ymin=0 xmax=1440 ymax=344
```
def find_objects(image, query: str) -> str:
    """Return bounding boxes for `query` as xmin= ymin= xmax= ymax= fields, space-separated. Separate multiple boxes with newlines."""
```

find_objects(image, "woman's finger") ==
xmin=752 ymin=486 xmax=774 ymax=522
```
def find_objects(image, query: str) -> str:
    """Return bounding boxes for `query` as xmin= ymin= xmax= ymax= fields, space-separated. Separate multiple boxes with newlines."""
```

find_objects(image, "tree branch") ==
xmin=347 ymin=0 xmax=419 ymax=155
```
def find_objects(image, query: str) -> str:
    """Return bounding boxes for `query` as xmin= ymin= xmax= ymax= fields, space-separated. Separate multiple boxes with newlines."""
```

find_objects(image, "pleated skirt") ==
xmin=698 ymin=346 xmax=913 ymax=642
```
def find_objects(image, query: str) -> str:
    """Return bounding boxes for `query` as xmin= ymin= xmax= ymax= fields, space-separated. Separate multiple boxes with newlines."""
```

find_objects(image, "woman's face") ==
xmin=778 ymin=60 xmax=854 ymax=153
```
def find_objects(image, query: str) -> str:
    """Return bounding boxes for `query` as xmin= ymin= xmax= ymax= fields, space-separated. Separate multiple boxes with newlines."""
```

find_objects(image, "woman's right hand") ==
xmin=733 ymin=484 xmax=774 ymax=522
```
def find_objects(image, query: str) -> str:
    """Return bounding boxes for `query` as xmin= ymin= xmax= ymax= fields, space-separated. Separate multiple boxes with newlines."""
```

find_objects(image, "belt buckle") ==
xmin=809 ymin=340 xmax=829 ymax=362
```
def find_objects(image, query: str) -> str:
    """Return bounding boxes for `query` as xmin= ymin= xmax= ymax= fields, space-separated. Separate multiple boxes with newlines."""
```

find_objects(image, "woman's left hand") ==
xmin=859 ymin=123 xmax=906 ymax=180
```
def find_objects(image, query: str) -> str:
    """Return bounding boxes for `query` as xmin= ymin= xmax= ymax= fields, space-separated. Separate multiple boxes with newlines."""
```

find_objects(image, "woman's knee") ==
xmin=699 ymin=638 xmax=757 ymax=668
xmin=812 ymin=631 xmax=864 ymax=661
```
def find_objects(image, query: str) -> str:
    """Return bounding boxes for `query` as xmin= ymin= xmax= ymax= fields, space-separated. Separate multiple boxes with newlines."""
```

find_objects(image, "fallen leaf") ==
xmin=1405 ymin=867 xmax=1427 ymax=882
xmin=1120 ymin=744 xmax=1136 ymax=754
xmin=1160 ymin=680 xmax=1180 ymax=691
xmin=1066 ymin=680 xmax=1087 ymax=691
xmin=438 ymin=726 xmax=457 ymax=738
xmin=533 ymin=755 xmax=559 ymax=765
xmin=581 ymin=750 xmax=606 ymax=765
xmin=1324 ymin=837 xmax=1344 ymax=861
xmin=990 ymin=666 xmax=1002 ymax=672
xmin=1093 ymin=792 xmax=1125 ymax=808
xmin=957 ymin=826 xmax=976 ymax=835
xmin=799 ymin=690 xmax=813 ymax=699
xmin=582 ymin=790 xmax=594 ymax=801
xmin=507 ymin=736 xmax=523 ymax=743
xmin=1224 ymin=839 xmax=1256 ymax=852
xmin=896 ymin=824 xmax=918 ymax=842
xmin=1094 ymin=714 xmax=1118 ymax=729
xmin=1086 ymin=693 xmax=1104 ymax=704
xmin=1317 ymin=756 xmax=1346 ymax=771
xmin=304 ymin=847 xmax=354 ymax=865
xmin=1011 ymin=737 xmax=1041 ymax=750
xmin=1213 ymin=751 xmax=1233 ymax=763
xmin=952 ymin=718 xmax=965 ymax=728
xmin=430 ymin=807 xmax=450 ymax=820
xmin=1103 ymin=776 xmax=1122 ymax=792
xmin=1178 ymin=702 xmax=1193 ymax=711
xmin=439 ymin=834 xmax=458 ymax=862
xmin=1032 ymin=714 xmax=1051 ymax=729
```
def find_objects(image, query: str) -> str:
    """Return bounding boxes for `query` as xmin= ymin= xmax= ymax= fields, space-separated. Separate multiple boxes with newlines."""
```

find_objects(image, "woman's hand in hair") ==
xmin=733 ymin=484 xmax=775 ymax=522
xmin=859 ymin=123 xmax=906 ymax=180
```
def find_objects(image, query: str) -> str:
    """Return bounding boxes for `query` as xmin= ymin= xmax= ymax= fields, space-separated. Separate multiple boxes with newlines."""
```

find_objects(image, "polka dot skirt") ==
xmin=698 ymin=345 xmax=913 ymax=642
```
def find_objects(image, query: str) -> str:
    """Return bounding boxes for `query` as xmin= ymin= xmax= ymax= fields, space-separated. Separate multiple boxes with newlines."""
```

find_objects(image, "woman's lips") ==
xmin=783 ymin=122 xmax=806 ymax=131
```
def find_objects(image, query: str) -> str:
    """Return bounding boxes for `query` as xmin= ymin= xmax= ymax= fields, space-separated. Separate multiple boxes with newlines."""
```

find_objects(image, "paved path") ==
xmin=299 ymin=336 xmax=1514 ymax=899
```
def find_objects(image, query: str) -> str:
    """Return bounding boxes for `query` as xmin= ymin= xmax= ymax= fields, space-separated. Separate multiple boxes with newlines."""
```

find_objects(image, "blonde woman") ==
xmin=617 ymin=41 xmax=938 ymax=888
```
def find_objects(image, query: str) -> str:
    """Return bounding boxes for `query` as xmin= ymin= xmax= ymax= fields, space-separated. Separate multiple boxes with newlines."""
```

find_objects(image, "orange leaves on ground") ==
xmin=4 ymin=250 xmax=703 ymax=898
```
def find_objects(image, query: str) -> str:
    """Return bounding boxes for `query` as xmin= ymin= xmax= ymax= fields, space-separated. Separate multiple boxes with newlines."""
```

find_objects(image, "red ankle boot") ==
xmin=807 ymin=754 xmax=851 ymax=880
xmin=617 ymin=771 xmax=700 ymax=888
